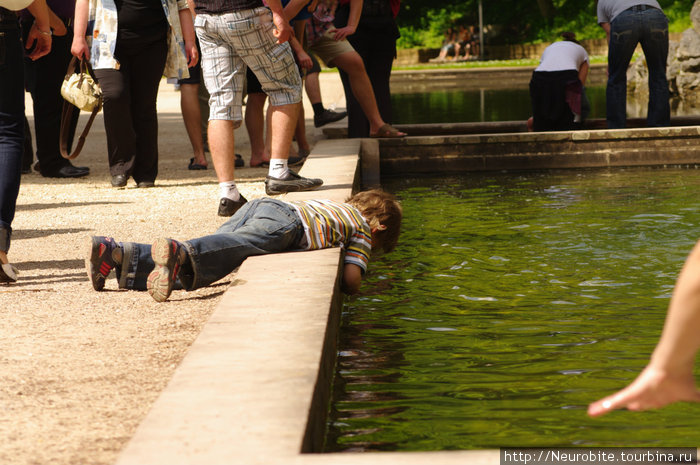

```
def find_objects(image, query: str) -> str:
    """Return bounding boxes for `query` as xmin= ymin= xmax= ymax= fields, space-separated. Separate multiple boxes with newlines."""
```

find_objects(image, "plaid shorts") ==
xmin=194 ymin=7 xmax=302 ymax=122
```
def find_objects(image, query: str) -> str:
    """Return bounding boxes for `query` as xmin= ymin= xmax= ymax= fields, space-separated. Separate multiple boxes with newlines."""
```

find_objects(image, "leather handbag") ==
xmin=60 ymin=57 xmax=103 ymax=159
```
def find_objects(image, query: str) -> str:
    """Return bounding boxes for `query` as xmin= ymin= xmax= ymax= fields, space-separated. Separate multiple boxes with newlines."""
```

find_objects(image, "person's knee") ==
xmin=334 ymin=51 xmax=366 ymax=75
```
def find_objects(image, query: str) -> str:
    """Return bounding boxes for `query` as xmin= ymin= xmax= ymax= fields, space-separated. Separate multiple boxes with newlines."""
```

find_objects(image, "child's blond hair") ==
xmin=346 ymin=189 xmax=402 ymax=253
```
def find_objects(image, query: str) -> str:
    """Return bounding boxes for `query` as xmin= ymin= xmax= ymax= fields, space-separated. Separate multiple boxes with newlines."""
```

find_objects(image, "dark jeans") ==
xmin=22 ymin=19 xmax=79 ymax=174
xmin=607 ymin=5 xmax=670 ymax=128
xmin=94 ymin=37 xmax=167 ymax=183
xmin=120 ymin=199 xmax=304 ymax=291
xmin=0 ymin=20 xmax=25 ymax=253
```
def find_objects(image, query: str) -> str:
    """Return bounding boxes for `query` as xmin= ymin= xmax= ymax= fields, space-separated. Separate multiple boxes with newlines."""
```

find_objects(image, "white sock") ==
xmin=219 ymin=181 xmax=240 ymax=201
xmin=269 ymin=159 xmax=290 ymax=179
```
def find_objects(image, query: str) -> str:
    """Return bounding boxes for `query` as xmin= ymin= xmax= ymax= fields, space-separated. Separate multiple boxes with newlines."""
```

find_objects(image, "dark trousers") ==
xmin=22 ymin=19 xmax=79 ymax=174
xmin=94 ymin=38 xmax=167 ymax=182
xmin=0 ymin=21 xmax=24 ymax=252
xmin=334 ymin=8 xmax=397 ymax=138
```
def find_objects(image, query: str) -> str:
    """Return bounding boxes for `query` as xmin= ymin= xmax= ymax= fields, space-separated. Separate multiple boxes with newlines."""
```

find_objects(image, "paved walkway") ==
xmin=2 ymin=72 xmax=346 ymax=465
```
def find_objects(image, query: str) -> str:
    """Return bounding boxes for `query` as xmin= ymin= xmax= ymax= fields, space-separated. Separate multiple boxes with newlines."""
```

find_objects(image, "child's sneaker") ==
xmin=147 ymin=237 xmax=187 ymax=302
xmin=86 ymin=236 xmax=120 ymax=291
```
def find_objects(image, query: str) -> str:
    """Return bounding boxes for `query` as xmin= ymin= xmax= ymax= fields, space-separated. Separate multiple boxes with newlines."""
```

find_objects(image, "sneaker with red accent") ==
xmin=86 ymin=236 xmax=120 ymax=291
xmin=147 ymin=237 xmax=187 ymax=303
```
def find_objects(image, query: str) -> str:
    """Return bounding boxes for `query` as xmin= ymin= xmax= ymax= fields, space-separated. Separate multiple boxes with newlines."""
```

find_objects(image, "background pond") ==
xmin=390 ymin=86 xmax=695 ymax=124
xmin=326 ymin=167 xmax=700 ymax=452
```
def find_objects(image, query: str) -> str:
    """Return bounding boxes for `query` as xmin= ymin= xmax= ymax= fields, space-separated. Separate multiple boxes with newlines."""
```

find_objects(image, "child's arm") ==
xmin=588 ymin=240 xmax=700 ymax=416
xmin=289 ymin=35 xmax=312 ymax=69
xmin=341 ymin=263 xmax=363 ymax=295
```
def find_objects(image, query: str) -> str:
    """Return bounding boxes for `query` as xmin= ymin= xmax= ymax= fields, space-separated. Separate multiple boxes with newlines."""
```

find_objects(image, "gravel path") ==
xmin=1 ymin=78 xmax=338 ymax=465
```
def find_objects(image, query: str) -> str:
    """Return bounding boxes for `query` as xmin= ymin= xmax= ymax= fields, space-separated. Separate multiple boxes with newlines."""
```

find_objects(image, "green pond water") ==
xmin=326 ymin=167 xmax=700 ymax=452
xmin=391 ymin=86 xmax=608 ymax=124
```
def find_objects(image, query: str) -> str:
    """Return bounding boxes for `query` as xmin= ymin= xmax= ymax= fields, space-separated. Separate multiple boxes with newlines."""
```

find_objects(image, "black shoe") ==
xmin=314 ymin=108 xmax=347 ymax=128
xmin=86 ymin=236 xmax=120 ymax=291
xmin=42 ymin=164 xmax=90 ymax=178
xmin=111 ymin=174 xmax=128 ymax=188
xmin=137 ymin=181 xmax=155 ymax=188
xmin=288 ymin=154 xmax=305 ymax=167
xmin=265 ymin=170 xmax=323 ymax=195
xmin=218 ymin=195 xmax=248 ymax=217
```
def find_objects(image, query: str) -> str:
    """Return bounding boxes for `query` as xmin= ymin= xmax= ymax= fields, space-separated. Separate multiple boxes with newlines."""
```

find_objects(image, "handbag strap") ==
xmin=60 ymin=57 xmax=100 ymax=160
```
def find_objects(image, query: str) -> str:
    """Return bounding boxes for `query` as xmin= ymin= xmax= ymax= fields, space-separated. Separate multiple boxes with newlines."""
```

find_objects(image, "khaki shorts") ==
xmin=307 ymin=28 xmax=356 ymax=68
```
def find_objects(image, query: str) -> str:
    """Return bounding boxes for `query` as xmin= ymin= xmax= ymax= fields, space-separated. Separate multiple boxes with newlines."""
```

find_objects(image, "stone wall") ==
xmin=628 ymin=0 xmax=700 ymax=105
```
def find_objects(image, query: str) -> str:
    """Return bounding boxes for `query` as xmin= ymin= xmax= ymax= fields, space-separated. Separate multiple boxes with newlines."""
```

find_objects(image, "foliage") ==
xmin=397 ymin=0 xmax=695 ymax=49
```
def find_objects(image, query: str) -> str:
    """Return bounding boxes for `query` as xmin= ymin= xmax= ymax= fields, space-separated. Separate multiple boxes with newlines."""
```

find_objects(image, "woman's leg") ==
xmin=128 ymin=39 xmax=168 ymax=184
xmin=93 ymin=67 xmax=137 ymax=178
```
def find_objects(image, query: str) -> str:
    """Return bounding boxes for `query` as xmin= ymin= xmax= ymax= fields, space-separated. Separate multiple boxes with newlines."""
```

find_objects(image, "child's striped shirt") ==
xmin=290 ymin=199 xmax=372 ymax=273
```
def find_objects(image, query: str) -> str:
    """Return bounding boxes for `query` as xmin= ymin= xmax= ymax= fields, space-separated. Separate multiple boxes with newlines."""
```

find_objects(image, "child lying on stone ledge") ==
xmin=86 ymin=189 xmax=402 ymax=302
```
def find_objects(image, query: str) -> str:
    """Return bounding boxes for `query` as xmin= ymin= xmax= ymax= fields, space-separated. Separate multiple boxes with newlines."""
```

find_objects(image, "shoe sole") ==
xmin=147 ymin=238 xmax=180 ymax=303
xmin=314 ymin=112 xmax=347 ymax=128
xmin=86 ymin=236 xmax=110 ymax=291
xmin=265 ymin=179 xmax=323 ymax=195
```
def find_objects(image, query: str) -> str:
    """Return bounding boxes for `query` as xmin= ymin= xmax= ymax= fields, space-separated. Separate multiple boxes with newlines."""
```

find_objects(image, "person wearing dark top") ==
xmin=21 ymin=0 xmax=89 ymax=178
xmin=71 ymin=0 xmax=197 ymax=188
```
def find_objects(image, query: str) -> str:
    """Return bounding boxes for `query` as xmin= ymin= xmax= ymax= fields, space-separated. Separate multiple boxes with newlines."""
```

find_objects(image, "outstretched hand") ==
xmin=588 ymin=365 xmax=700 ymax=417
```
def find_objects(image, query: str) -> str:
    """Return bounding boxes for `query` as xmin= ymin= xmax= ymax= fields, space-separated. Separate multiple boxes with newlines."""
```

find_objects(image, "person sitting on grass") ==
xmin=86 ymin=189 xmax=402 ymax=302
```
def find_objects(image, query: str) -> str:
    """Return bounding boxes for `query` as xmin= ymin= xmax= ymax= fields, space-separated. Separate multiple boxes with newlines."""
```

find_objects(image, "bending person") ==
xmin=529 ymin=32 xmax=589 ymax=132
xmin=588 ymin=239 xmax=700 ymax=416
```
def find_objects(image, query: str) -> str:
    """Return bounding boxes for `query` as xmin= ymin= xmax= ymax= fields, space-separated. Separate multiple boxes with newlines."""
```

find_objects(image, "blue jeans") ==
xmin=120 ymin=199 xmax=304 ymax=291
xmin=0 ymin=20 xmax=25 ymax=253
xmin=606 ymin=6 xmax=670 ymax=128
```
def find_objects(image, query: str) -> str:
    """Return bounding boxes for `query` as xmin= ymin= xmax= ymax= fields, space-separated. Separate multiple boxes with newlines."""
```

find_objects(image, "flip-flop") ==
xmin=188 ymin=158 xmax=207 ymax=170
xmin=235 ymin=153 xmax=244 ymax=168
xmin=250 ymin=160 xmax=270 ymax=168
xmin=370 ymin=124 xmax=407 ymax=138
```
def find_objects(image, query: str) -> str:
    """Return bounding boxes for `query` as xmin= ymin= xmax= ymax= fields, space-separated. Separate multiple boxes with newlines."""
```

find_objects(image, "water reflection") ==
xmin=326 ymin=168 xmax=700 ymax=452
xmin=391 ymin=86 xmax=699 ymax=124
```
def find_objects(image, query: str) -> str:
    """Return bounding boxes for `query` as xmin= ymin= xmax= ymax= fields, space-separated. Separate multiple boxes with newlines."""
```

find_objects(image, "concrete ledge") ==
xmin=116 ymin=140 xmax=360 ymax=464
xmin=377 ymin=126 xmax=700 ymax=176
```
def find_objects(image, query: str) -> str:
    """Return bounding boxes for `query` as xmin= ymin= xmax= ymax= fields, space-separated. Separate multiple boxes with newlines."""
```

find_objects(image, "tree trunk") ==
xmin=536 ymin=0 xmax=556 ymax=22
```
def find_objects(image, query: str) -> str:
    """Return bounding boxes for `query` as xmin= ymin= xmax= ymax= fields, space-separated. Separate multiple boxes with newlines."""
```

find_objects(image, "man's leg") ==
xmin=606 ymin=11 xmax=639 ymax=129
xmin=640 ymin=8 xmax=670 ymax=127
xmin=196 ymin=12 xmax=247 ymax=216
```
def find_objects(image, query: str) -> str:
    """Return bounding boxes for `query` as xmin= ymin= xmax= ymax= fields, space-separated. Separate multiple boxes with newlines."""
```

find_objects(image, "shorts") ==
xmin=246 ymin=67 xmax=263 ymax=94
xmin=178 ymin=38 xmax=202 ymax=85
xmin=307 ymin=28 xmax=355 ymax=68
xmin=309 ymin=52 xmax=321 ymax=74
xmin=194 ymin=7 xmax=302 ymax=122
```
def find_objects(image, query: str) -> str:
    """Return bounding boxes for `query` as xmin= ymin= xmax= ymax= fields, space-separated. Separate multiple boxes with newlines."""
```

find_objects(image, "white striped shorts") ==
xmin=194 ymin=7 xmax=302 ymax=122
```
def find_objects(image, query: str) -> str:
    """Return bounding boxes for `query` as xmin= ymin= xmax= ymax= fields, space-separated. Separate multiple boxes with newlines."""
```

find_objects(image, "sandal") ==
xmin=188 ymin=158 xmax=207 ymax=170
xmin=235 ymin=153 xmax=244 ymax=168
xmin=250 ymin=160 xmax=270 ymax=168
xmin=370 ymin=124 xmax=407 ymax=138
